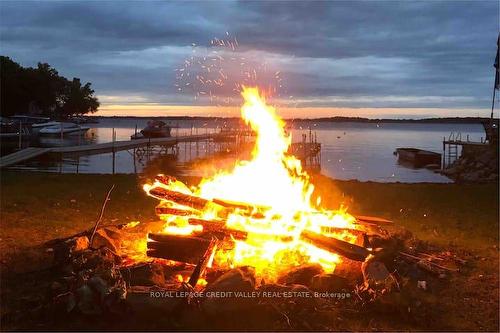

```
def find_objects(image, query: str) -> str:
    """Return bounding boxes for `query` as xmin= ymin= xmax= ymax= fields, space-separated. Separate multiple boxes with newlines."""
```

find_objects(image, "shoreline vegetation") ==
xmin=0 ymin=171 xmax=498 ymax=330
xmin=92 ymin=115 xmax=499 ymax=124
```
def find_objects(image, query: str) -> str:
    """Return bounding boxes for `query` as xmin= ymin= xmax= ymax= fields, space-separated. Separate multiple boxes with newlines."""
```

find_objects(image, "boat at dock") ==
xmin=1 ymin=117 xmax=34 ymax=139
xmin=38 ymin=122 xmax=90 ymax=136
xmin=32 ymin=121 xmax=62 ymax=128
xmin=395 ymin=148 xmax=441 ymax=168
xmin=131 ymin=120 xmax=171 ymax=139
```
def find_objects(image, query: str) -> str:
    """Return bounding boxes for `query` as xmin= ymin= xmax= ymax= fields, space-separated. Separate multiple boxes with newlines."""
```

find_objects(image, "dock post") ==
xmin=133 ymin=148 xmax=137 ymax=174
xmin=147 ymin=137 xmax=151 ymax=162
xmin=442 ymin=137 xmax=445 ymax=169
xmin=112 ymin=128 xmax=116 ymax=174
xmin=18 ymin=121 xmax=22 ymax=149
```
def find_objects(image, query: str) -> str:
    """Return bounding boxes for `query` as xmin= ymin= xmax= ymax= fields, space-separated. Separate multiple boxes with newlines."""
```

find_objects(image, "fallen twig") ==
xmin=399 ymin=251 xmax=459 ymax=272
xmin=89 ymin=184 xmax=116 ymax=244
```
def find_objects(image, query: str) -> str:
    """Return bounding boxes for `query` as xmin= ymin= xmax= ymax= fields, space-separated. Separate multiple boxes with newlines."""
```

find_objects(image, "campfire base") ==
xmin=21 ymin=219 xmax=464 ymax=331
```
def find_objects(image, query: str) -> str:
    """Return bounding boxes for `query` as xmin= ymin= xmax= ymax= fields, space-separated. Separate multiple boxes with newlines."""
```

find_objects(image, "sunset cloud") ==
xmin=0 ymin=0 xmax=497 ymax=117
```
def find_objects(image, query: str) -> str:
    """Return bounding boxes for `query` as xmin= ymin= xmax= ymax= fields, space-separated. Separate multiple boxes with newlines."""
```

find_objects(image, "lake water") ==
xmin=2 ymin=118 xmax=486 ymax=183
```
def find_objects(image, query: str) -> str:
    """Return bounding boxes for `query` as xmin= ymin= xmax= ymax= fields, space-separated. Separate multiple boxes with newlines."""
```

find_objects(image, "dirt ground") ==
xmin=0 ymin=171 xmax=498 ymax=331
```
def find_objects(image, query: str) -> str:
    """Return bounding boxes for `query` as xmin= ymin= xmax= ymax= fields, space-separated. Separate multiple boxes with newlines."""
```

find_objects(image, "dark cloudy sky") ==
xmin=0 ymin=0 xmax=498 ymax=118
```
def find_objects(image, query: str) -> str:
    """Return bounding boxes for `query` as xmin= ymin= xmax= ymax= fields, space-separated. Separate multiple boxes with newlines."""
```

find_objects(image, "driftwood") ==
xmin=147 ymin=233 xmax=211 ymax=264
xmin=300 ymin=230 xmax=370 ymax=261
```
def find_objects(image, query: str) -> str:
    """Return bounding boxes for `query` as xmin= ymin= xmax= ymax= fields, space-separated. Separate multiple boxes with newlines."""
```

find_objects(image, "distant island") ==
xmin=92 ymin=115 xmax=499 ymax=125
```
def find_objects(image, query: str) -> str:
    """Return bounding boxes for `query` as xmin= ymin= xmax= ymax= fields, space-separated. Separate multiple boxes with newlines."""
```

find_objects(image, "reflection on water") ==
xmin=1 ymin=118 xmax=485 ymax=183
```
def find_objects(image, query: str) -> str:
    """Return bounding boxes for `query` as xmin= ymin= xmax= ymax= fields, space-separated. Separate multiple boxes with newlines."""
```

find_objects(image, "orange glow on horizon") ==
xmin=96 ymin=103 xmax=487 ymax=119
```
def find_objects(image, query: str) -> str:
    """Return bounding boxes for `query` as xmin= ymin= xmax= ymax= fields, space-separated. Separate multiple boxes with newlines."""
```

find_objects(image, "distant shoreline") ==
xmin=90 ymin=115 xmax=499 ymax=125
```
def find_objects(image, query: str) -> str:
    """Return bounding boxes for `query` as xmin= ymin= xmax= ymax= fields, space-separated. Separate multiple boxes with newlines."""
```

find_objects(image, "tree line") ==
xmin=0 ymin=56 xmax=99 ymax=118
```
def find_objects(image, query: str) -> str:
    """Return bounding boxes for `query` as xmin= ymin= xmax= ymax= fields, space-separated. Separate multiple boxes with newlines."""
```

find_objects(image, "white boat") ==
xmin=38 ymin=122 xmax=90 ymax=136
xmin=32 ymin=121 xmax=62 ymax=128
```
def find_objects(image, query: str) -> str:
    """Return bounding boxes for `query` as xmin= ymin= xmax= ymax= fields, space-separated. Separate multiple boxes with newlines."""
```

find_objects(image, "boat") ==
xmin=395 ymin=148 xmax=441 ymax=168
xmin=131 ymin=120 xmax=171 ymax=139
xmin=1 ymin=117 xmax=32 ymax=138
xmin=32 ymin=121 xmax=62 ymax=128
xmin=38 ymin=122 xmax=90 ymax=136
xmin=10 ymin=115 xmax=50 ymax=125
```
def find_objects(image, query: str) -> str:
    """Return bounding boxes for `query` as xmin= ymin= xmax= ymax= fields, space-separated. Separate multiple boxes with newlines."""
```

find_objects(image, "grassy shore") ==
xmin=0 ymin=171 xmax=498 ymax=330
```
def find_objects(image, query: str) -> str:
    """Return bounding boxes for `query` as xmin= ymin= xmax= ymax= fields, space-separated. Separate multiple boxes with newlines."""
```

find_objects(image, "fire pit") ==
xmin=43 ymin=87 xmax=462 ymax=329
xmin=141 ymin=87 xmax=369 ymax=280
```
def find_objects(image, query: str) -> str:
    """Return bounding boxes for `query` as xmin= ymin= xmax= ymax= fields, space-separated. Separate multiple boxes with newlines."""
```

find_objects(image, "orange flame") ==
xmin=145 ymin=86 xmax=357 ymax=281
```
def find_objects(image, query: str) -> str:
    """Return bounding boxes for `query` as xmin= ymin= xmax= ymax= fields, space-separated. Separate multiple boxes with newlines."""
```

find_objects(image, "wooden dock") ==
xmin=0 ymin=133 xmax=225 ymax=168
xmin=442 ymin=132 xmax=490 ymax=169
xmin=0 ymin=147 xmax=53 ymax=168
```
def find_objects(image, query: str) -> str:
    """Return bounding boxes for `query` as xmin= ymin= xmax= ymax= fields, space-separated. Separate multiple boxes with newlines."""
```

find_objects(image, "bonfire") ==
xmin=140 ymin=87 xmax=369 ymax=282
xmin=43 ymin=86 xmax=459 ymax=326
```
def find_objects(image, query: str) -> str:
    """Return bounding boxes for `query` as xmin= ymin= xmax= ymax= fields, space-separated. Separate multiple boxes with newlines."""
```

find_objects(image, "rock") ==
xmin=361 ymin=255 xmax=396 ymax=290
xmin=204 ymin=266 xmax=256 ymax=293
xmin=202 ymin=267 xmax=256 ymax=315
xmin=417 ymin=280 xmax=427 ymax=290
xmin=91 ymin=229 xmax=119 ymax=253
xmin=120 ymin=262 xmax=177 ymax=288
xmin=101 ymin=226 xmax=123 ymax=243
xmin=53 ymin=236 xmax=90 ymax=264
xmin=277 ymin=263 xmax=323 ymax=286
xmin=76 ymin=284 xmax=102 ymax=315
xmin=258 ymin=283 xmax=316 ymax=308
xmin=72 ymin=236 xmax=90 ymax=252
xmin=310 ymin=273 xmax=349 ymax=292
xmin=50 ymin=281 xmax=68 ymax=296
xmin=332 ymin=259 xmax=363 ymax=284
xmin=87 ymin=276 xmax=109 ymax=301
xmin=126 ymin=286 xmax=178 ymax=319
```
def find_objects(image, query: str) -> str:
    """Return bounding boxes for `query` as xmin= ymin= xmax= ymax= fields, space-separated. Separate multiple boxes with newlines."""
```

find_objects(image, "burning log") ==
xmin=148 ymin=187 xmax=212 ymax=211
xmin=354 ymin=215 xmax=394 ymax=226
xmin=188 ymin=238 xmax=218 ymax=287
xmin=155 ymin=206 xmax=198 ymax=216
xmin=147 ymin=185 xmax=380 ymax=263
xmin=147 ymin=233 xmax=211 ymax=264
xmin=188 ymin=218 xmax=248 ymax=240
xmin=300 ymin=230 xmax=370 ymax=262
xmin=212 ymin=198 xmax=269 ymax=212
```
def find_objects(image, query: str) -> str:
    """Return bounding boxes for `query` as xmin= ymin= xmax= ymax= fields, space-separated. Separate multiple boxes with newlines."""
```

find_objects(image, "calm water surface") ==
xmin=2 ymin=118 xmax=485 ymax=183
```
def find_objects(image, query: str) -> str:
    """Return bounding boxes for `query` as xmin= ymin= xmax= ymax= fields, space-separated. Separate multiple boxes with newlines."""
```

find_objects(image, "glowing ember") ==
xmin=144 ymin=86 xmax=358 ymax=281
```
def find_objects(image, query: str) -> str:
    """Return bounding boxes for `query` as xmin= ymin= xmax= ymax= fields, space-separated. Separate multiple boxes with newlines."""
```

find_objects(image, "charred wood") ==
xmin=147 ymin=233 xmax=211 ymax=264
xmin=300 ymin=230 xmax=371 ymax=261
xmin=188 ymin=218 xmax=248 ymax=240
xmin=155 ymin=206 xmax=198 ymax=216
xmin=188 ymin=238 xmax=218 ymax=287
xmin=148 ymin=187 xmax=210 ymax=211
xmin=354 ymin=215 xmax=394 ymax=226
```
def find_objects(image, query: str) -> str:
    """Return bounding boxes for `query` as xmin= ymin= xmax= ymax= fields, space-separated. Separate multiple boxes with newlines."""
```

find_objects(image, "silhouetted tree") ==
xmin=57 ymin=78 xmax=100 ymax=117
xmin=0 ymin=56 xmax=99 ymax=118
